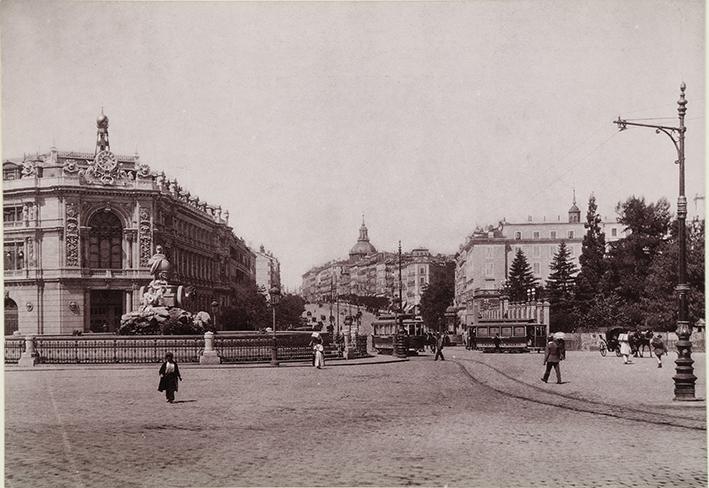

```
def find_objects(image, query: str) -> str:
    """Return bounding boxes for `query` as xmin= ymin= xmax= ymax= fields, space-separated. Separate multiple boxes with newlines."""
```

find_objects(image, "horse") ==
xmin=629 ymin=330 xmax=653 ymax=357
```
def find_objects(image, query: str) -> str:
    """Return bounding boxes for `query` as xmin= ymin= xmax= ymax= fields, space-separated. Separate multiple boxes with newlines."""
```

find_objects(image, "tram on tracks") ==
xmin=470 ymin=319 xmax=547 ymax=353
xmin=371 ymin=314 xmax=427 ymax=355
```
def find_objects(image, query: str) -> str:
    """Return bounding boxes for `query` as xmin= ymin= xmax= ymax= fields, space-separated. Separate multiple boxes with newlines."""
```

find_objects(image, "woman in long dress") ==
xmin=618 ymin=332 xmax=633 ymax=365
xmin=158 ymin=352 xmax=182 ymax=403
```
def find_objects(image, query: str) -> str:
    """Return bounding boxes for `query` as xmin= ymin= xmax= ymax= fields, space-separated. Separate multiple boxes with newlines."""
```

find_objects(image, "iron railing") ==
xmin=5 ymin=331 xmax=371 ymax=364
xmin=32 ymin=335 xmax=203 ymax=364
xmin=4 ymin=337 xmax=25 ymax=363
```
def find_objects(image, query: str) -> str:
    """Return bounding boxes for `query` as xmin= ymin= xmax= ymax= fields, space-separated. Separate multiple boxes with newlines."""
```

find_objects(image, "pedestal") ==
xmin=199 ymin=331 xmax=221 ymax=365
xmin=199 ymin=350 xmax=221 ymax=365
xmin=18 ymin=335 xmax=38 ymax=367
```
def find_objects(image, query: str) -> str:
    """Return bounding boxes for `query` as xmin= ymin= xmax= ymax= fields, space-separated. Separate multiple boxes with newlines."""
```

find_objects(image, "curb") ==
xmin=3 ymin=355 xmax=408 ymax=372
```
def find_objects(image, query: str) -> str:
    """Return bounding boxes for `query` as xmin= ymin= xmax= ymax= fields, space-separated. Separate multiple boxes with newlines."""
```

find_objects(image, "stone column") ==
xmin=543 ymin=301 xmax=551 ymax=338
xmin=200 ymin=331 xmax=221 ymax=365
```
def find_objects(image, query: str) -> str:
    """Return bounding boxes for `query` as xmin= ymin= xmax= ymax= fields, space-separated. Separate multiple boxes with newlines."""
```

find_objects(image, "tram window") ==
xmin=501 ymin=326 xmax=512 ymax=337
xmin=514 ymin=326 xmax=525 ymax=336
xmin=488 ymin=327 xmax=499 ymax=336
xmin=477 ymin=327 xmax=487 ymax=336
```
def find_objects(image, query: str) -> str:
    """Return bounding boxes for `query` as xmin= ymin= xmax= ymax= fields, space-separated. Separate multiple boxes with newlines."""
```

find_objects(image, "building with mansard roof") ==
xmin=301 ymin=219 xmax=451 ymax=311
xmin=3 ymin=113 xmax=256 ymax=335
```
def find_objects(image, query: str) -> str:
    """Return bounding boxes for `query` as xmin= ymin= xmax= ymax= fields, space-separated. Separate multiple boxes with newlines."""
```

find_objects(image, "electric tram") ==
xmin=371 ymin=314 xmax=427 ymax=355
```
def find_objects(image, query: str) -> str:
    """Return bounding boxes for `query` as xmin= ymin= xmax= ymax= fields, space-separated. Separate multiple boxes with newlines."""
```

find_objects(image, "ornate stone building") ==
xmin=301 ymin=219 xmax=451 ymax=311
xmin=3 ymin=113 xmax=255 ymax=335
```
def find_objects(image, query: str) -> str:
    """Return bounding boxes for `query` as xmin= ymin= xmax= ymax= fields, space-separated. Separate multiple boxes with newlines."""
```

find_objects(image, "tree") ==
xmin=640 ymin=219 xmax=705 ymax=331
xmin=546 ymin=241 xmax=579 ymax=332
xmin=599 ymin=196 xmax=672 ymax=327
xmin=221 ymin=282 xmax=269 ymax=330
xmin=546 ymin=241 xmax=579 ymax=302
xmin=419 ymin=262 xmax=455 ymax=332
xmin=275 ymin=293 xmax=306 ymax=329
xmin=579 ymin=292 xmax=633 ymax=331
xmin=507 ymin=248 xmax=537 ymax=302
xmin=575 ymin=194 xmax=606 ymax=309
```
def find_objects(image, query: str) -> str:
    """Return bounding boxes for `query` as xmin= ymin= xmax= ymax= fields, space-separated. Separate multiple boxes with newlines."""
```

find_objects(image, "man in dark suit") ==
xmin=541 ymin=335 xmax=562 ymax=384
xmin=434 ymin=332 xmax=445 ymax=361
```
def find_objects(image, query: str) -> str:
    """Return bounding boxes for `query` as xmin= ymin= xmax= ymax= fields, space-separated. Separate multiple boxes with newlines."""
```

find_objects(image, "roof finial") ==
xmin=572 ymin=188 xmax=576 ymax=205
xmin=362 ymin=213 xmax=365 ymax=226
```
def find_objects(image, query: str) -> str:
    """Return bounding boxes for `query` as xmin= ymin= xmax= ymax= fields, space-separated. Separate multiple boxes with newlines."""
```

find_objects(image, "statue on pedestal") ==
xmin=142 ymin=245 xmax=171 ymax=309
xmin=120 ymin=244 xmax=210 ymax=335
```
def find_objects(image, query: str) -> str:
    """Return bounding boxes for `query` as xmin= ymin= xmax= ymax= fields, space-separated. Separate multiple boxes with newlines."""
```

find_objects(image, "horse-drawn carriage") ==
xmin=599 ymin=328 xmax=653 ymax=357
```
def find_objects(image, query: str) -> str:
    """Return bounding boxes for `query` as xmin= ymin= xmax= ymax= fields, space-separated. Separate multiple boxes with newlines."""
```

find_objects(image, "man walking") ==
xmin=541 ymin=335 xmax=562 ymax=384
xmin=650 ymin=334 xmax=668 ymax=368
xmin=434 ymin=332 xmax=445 ymax=361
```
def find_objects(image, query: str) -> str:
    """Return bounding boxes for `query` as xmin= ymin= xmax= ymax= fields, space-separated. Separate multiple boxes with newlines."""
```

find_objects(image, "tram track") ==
xmin=452 ymin=357 xmax=706 ymax=431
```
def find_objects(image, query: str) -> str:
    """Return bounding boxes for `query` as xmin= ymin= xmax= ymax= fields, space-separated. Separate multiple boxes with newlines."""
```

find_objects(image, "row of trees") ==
xmin=506 ymin=194 xmax=705 ymax=332
xmin=219 ymin=282 xmax=306 ymax=331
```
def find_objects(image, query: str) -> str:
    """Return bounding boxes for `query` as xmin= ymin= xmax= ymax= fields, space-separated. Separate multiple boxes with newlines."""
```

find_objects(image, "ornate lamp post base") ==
xmin=270 ymin=340 xmax=279 ymax=367
xmin=673 ymin=320 xmax=697 ymax=401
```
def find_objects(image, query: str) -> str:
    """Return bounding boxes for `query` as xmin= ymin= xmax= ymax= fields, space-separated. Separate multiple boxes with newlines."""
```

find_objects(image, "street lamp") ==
xmin=269 ymin=286 xmax=281 ymax=367
xmin=614 ymin=82 xmax=696 ymax=401
xmin=210 ymin=300 xmax=219 ymax=330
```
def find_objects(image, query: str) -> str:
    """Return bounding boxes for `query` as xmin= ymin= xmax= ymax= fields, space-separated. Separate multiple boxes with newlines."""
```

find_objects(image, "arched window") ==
xmin=88 ymin=211 xmax=123 ymax=269
xmin=4 ymin=297 xmax=18 ymax=335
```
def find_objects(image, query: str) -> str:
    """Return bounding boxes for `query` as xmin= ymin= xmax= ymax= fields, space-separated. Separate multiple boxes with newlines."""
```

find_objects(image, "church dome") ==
xmin=350 ymin=240 xmax=377 ymax=257
xmin=349 ymin=218 xmax=377 ymax=259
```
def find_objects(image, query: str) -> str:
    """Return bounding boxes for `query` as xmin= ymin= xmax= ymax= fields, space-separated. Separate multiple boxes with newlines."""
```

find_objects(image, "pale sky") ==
xmin=2 ymin=0 xmax=705 ymax=289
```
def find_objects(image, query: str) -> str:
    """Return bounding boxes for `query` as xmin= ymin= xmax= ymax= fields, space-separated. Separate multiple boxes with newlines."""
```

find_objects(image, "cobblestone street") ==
xmin=5 ymin=350 xmax=706 ymax=488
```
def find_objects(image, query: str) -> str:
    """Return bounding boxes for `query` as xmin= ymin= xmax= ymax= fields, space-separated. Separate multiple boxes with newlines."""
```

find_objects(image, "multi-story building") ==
xmin=454 ymin=198 xmax=628 ymax=323
xmin=254 ymin=245 xmax=281 ymax=293
xmin=3 ymin=113 xmax=255 ymax=335
xmin=301 ymin=219 xmax=451 ymax=311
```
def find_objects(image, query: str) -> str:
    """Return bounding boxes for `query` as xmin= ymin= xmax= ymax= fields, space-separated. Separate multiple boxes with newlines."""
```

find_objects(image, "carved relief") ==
xmin=65 ymin=202 xmax=80 ymax=266
xmin=25 ymin=237 xmax=35 ymax=267
xmin=62 ymin=159 xmax=80 ymax=175
xmin=139 ymin=205 xmax=152 ymax=267
xmin=80 ymin=150 xmax=131 ymax=185
xmin=22 ymin=203 xmax=37 ymax=225
xmin=136 ymin=163 xmax=152 ymax=179
xmin=21 ymin=160 xmax=36 ymax=177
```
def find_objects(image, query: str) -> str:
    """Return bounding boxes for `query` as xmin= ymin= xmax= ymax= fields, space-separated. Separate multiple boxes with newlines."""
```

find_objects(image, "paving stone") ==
xmin=4 ymin=351 xmax=706 ymax=487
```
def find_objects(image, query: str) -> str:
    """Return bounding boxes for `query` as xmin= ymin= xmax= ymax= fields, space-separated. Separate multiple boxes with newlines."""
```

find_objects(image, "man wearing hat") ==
xmin=650 ymin=334 xmax=668 ymax=368
xmin=541 ymin=335 xmax=562 ymax=384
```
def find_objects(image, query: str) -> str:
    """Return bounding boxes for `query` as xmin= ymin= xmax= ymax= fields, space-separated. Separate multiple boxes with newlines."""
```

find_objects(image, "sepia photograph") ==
xmin=1 ymin=1 xmax=705 ymax=487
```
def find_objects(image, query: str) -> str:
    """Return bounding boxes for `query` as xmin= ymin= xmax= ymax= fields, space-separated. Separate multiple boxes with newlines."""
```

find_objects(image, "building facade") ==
xmin=3 ymin=113 xmax=255 ymax=335
xmin=454 ymin=198 xmax=628 ymax=323
xmin=254 ymin=245 xmax=281 ymax=293
xmin=301 ymin=220 xmax=451 ymax=311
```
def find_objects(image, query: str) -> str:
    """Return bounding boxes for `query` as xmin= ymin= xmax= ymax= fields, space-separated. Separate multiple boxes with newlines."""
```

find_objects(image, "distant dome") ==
xmin=349 ymin=218 xmax=377 ymax=259
xmin=349 ymin=240 xmax=377 ymax=257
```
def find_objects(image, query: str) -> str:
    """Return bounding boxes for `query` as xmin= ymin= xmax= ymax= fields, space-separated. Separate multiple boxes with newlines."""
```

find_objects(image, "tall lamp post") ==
xmin=614 ymin=82 xmax=696 ymax=401
xmin=269 ymin=286 xmax=281 ymax=367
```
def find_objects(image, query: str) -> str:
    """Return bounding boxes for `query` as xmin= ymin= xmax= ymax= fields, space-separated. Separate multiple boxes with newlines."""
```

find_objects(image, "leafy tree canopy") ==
xmin=419 ymin=262 xmax=455 ymax=332
xmin=221 ymin=281 xmax=269 ymax=330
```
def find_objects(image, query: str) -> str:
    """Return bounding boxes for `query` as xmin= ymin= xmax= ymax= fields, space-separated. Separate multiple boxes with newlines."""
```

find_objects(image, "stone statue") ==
xmin=148 ymin=244 xmax=171 ymax=282
xmin=142 ymin=245 xmax=171 ymax=309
